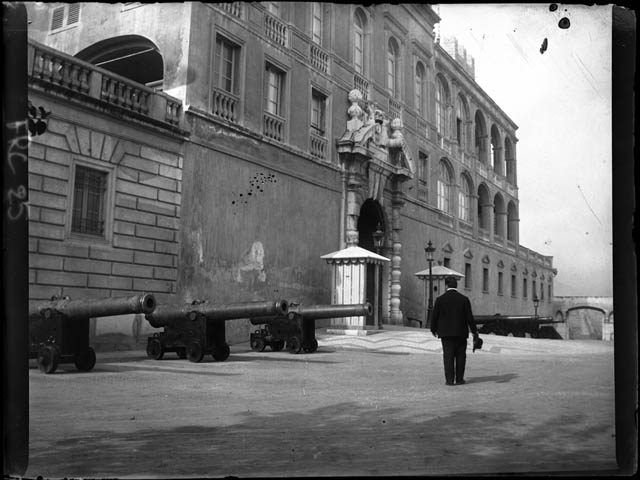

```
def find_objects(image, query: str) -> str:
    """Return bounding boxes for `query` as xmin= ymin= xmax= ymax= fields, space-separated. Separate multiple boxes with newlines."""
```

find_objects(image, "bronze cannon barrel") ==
xmin=474 ymin=315 xmax=555 ymax=323
xmin=250 ymin=302 xmax=372 ymax=325
xmin=29 ymin=293 xmax=157 ymax=320
xmin=146 ymin=299 xmax=289 ymax=328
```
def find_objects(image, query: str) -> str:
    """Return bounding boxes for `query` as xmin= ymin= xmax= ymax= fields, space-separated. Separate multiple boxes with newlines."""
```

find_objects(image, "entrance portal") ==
xmin=358 ymin=199 xmax=384 ymax=326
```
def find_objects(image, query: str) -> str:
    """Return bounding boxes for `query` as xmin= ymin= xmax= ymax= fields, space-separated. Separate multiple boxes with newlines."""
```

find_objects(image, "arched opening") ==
xmin=387 ymin=37 xmax=400 ymax=97
xmin=477 ymin=183 xmax=491 ymax=231
xmin=458 ymin=173 xmax=473 ymax=222
xmin=505 ymin=137 xmax=516 ymax=184
xmin=358 ymin=199 xmax=385 ymax=326
xmin=493 ymin=193 xmax=505 ymax=238
xmin=353 ymin=8 xmax=368 ymax=76
xmin=455 ymin=94 xmax=470 ymax=149
xmin=76 ymin=35 xmax=164 ymax=90
xmin=475 ymin=110 xmax=487 ymax=164
xmin=507 ymin=201 xmax=518 ymax=242
xmin=490 ymin=124 xmax=502 ymax=174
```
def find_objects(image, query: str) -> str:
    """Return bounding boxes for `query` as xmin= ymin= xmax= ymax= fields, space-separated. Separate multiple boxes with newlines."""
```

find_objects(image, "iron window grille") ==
xmin=71 ymin=165 xmax=107 ymax=237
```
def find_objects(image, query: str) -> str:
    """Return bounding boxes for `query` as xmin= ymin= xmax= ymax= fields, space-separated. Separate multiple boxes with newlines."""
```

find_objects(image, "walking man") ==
xmin=430 ymin=276 xmax=479 ymax=386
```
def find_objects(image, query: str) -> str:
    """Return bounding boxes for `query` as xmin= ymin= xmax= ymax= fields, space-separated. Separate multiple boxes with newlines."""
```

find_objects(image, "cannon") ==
xmin=475 ymin=315 xmax=561 ymax=338
xmin=29 ymin=293 xmax=157 ymax=374
xmin=145 ymin=299 xmax=289 ymax=363
xmin=249 ymin=302 xmax=373 ymax=354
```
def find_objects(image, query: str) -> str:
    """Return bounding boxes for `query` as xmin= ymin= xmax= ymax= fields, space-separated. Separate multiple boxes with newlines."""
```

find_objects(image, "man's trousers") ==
xmin=440 ymin=336 xmax=468 ymax=384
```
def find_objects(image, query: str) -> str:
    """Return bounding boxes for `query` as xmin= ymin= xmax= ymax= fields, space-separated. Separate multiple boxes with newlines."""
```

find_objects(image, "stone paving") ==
xmin=23 ymin=329 xmax=619 ymax=478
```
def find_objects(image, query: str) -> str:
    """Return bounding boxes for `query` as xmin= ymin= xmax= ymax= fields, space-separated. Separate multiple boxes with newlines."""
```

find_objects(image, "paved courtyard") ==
xmin=25 ymin=330 xmax=617 ymax=478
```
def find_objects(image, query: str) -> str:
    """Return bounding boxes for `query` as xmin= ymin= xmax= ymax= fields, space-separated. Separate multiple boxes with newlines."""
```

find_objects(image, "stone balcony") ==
xmin=28 ymin=39 xmax=184 ymax=131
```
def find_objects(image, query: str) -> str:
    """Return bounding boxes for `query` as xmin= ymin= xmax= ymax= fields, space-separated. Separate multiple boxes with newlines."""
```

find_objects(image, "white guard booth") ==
xmin=321 ymin=245 xmax=389 ymax=331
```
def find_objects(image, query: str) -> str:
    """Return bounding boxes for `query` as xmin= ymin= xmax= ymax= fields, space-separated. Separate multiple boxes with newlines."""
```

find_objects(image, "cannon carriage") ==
xmin=249 ymin=302 xmax=373 ymax=354
xmin=145 ymin=299 xmax=289 ymax=362
xmin=29 ymin=293 xmax=157 ymax=374
xmin=475 ymin=315 xmax=561 ymax=338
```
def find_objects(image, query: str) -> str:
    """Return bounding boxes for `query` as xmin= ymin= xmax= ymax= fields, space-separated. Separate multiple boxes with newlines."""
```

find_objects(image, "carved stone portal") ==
xmin=336 ymin=89 xmax=415 ymax=325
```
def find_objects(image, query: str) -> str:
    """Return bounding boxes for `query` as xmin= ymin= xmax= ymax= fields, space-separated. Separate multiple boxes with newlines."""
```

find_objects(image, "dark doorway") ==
xmin=358 ymin=199 xmax=384 ymax=326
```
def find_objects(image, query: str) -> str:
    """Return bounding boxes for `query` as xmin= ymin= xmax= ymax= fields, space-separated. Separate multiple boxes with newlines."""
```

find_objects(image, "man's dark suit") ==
xmin=430 ymin=287 xmax=478 ymax=385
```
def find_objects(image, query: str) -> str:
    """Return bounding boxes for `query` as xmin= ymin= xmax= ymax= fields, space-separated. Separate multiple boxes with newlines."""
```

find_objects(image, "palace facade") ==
xmin=25 ymin=2 xmax=556 ymax=344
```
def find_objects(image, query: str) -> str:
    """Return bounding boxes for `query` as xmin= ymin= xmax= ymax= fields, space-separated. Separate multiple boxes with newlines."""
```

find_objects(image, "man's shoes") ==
xmin=446 ymin=381 xmax=454 ymax=386
xmin=456 ymin=380 xmax=466 ymax=385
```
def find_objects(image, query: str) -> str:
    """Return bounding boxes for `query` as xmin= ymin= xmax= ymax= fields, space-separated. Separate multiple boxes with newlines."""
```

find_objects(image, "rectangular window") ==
xmin=456 ymin=118 xmax=462 ymax=144
xmin=437 ymin=180 xmax=449 ymax=213
xmin=386 ymin=54 xmax=395 ymax=96
xmin=311 ymin=2 xmax=322 ymax=45
xmin=354 ymin=30 xmax=364 ymax=74
xmin=72 ymin=165 xmax=107 ymax=237
xmin=482 ymin=268 xmax=489 ymax=293
xmin=498 ymin=271 xmax=504 ymax=295
xmin=443 ymin=257 xmax=451 ymax=268
xmin=214 ymin=36 xmax=240 ymax=94
xmin=511 ymin=274 xmax=517 ymax=297
xmin=464 ymin=263 xmax=472 ymax=290
xmin=264 ymin=63 xmax=284 ymax=116
xmin=548 ymin=284 xmax=552 ymax=300
xmin=263 ymin=1 xmax=280 ymax=16
xmin=310 ymin=89 xmax=326 ymax=136
xmin=532 ymin=280 xmax=537 ymax=299
xmin=523 ymin=278 xmax=528 ymax=298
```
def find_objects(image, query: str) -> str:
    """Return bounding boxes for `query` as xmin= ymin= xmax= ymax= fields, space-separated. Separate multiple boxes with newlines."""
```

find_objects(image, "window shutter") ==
xmin=51 ymin=6 xmax=65 ymax=30
xmin=67 ymin=4 xmax=80 ymax=25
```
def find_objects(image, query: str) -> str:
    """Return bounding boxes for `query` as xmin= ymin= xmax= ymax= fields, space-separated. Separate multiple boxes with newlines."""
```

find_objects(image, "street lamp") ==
xmin=533 ymin=294 xmax=540 ymax=319
xmin=372 ymin=224 xmax=384 ymax=329
xmin=424 ymin=240 xmax=435 ymax=329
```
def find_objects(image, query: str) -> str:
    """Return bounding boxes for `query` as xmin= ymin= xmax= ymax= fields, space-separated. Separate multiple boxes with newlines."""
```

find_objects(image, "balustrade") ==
xmin=28 ymin=40 xmax=182 ymax=128
xmin=310 ymin=132 xmax=328 ymax=159
xmin=263 ymin=111 xmax=284 ymax=142
xmin=353 ymin=73 xmax=369 ymax=101
xmin=264 ymin=12 xmax=287 ymax=47
xmin=388 ymin=98 xmax=402 ymax=121
xmin=310 ymin=44 xmax=329 ymax=73
xmin=212 ymin=88 xmax=238 ymax=123
xmin=218 ymin=2 xmax=241 ymax=17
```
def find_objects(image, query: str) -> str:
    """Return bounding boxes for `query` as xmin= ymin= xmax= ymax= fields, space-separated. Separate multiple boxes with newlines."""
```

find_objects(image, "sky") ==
xmin=435 ymin=4 xmax=613 ymax=297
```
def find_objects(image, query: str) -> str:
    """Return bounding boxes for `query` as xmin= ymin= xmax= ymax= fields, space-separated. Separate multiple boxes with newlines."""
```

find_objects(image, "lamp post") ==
xmin=533 ymin=294 xmax=540 ymax=320
xmin=372 ymin=224 xmax=384 ymax=329
xmin=424 ymin=240 xmax=435 ymax=329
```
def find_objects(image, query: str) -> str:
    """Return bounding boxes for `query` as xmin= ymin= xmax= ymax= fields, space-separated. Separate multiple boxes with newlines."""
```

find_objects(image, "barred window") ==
xmin=72 ymin=166 xmax=107 ymax=237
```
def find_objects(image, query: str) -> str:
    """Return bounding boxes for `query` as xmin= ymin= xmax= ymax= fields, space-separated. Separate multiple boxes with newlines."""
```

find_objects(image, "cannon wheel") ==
xmin=270 ymin=340 xmax=285 ymax=352
xmin=176 ymin=348 xmax=187 ymax=359
xmin=286 ymin=336 xmax=302 ymax=354
xmin=303 ymin=339 xmax=319 ymax=354
xmin=37 ymin=345 xmax=60 ymax=374
xmin=146 ymin=338 xmax=164 ymax=360
xmin=212 ymin=344 xmax=231 ymax=362
xmin=74 ymin=347 xmax=97 ymax=372
xmin=186 ymin=342 xmax=204 ymax=363
xmin=250 ymin=337 xmax=266 ymax=352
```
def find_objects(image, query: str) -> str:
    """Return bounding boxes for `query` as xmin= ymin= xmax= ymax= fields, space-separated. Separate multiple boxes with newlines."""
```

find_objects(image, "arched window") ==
xmin=437 ymin=160 xmax=452 ymax=213
xmin=354 ymin=9 xmax=367 ymax=75
xmin=458 ymin=174 xmax=472 ymax=222
xmin=387 ymin=37 xmax=400 ymax=97
xmin=435 ymin=75 xmax=449 ymax=137
xmin=415 ymin=61 xmax=426 ymax=116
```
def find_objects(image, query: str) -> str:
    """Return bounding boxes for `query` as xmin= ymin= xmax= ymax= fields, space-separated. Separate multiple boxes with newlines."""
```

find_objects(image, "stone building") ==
xmin=25 ymin=2 xmax=556 ymax=346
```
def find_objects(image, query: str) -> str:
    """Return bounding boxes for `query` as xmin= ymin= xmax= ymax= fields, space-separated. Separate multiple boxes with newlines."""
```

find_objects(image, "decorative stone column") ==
xmin=389 ymin=191 xmax=405 ymax=324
